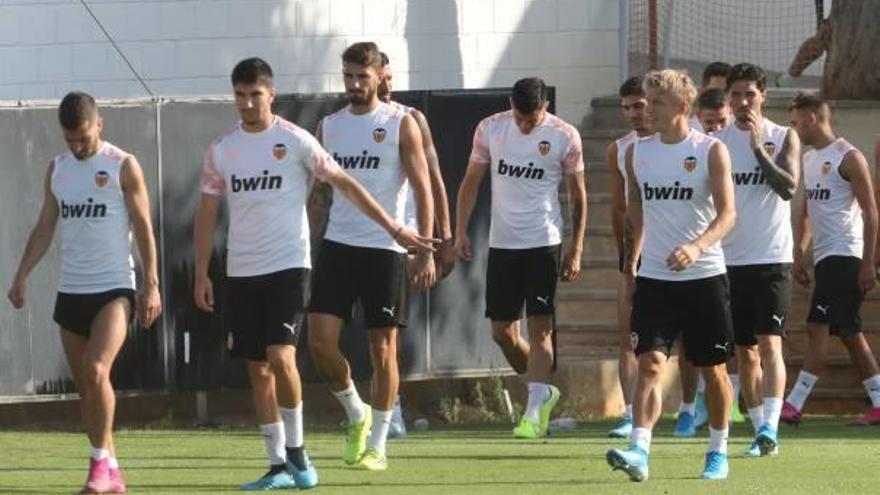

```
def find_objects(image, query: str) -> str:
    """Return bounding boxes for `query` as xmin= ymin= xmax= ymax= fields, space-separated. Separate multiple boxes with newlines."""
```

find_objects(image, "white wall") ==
xmin=0 ymin=0 xmax=620 ymax=124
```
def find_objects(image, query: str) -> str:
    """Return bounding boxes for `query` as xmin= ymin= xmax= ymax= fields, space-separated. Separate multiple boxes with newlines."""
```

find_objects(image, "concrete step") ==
xmin=581 ymin=128 xmax=629 ymax=161
xmin=588 ymin=95 xmax=627 ymax=129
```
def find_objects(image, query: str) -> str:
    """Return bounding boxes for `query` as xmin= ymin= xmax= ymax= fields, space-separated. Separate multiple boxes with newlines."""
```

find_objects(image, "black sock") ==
xmin=286 ymin=446 xmax=308 ymax=471
xmin=268 ymin=463 xmax=286 ymax=475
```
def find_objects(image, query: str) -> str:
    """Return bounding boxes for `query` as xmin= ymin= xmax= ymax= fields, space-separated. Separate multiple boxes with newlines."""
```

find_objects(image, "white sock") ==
xmin=90 ymin=448 xmax=110 ymax=461
xmin=863 ymin=375 xmax=880 ymax=407
xmin=625 ymin=403 xmax=633 ymax=419
xmin=260 ymin=422 xmax=286 ymax=465
xmin=391 ymin=395 xmax=404 ymax=423
xmin=763 ymin=397 xmax=783 ymax=430
xmin=747 ymin=405 xmax=764 ymax=432
xmin=366 ymin=409 xmax=393 ymax=455
xmin=630 ymin=427 xmax=652 ymax=453
xmin=332 ymin=382 xmax=367 ymax=423
xmin=679 ymin=402 xmax=696 ymax=416
xmin=280 ymin=405 xmax=304 ymax=449
xmin=697 ymin=376 xmax=706 ymax=394
xmin=729 ymin=374 xmax=740 ymax=399
xmin=108 ymin=457 xmax=119 ymax=469
xmin=708 ymin=426 xmax=729 ymax=454
xmin=524 ymin=382 xmax=551 ymax=423
xmin=786 ymin=371 xmax=818 ymax=411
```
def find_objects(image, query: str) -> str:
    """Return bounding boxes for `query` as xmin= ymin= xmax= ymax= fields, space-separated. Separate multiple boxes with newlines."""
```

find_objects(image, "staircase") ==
xmin=553 ymin=94 xmax=879 ymax=417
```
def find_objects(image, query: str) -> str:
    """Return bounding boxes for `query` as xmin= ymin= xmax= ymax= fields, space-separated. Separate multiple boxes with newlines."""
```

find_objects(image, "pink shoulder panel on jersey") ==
xmin=277 ymin=117 xmax=342 ymax=181
xmin=200 ymin=140 xmax=225 ymax=195
xmin=833 ymin=137 xmax=856 ymax=156
xmin=469 ymin=112 xmax=510 ymax=165
xmin=546 ymin=115 xmax=584 ymax=174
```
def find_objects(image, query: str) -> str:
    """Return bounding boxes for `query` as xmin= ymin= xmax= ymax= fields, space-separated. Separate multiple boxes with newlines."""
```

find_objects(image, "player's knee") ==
xmin=83 ymin=360 xmax=111 ymax=386
xmin=491 ymin=325 xmax=518 ymax=348
xmin=307 ymin=331 xmax=333 ymax=358
xmin=738 ymin=346 xmax=760 ymax=366
xmin=266 ymin=350 xmax=297 ymax=377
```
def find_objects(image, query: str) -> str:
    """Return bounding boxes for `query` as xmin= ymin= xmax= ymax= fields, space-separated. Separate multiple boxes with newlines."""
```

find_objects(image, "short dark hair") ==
xmin=58 ymin=91 xmax=97 ymax=130
xmin=789 ymin=91 xmax=828 ymax=113
xmin=231 ymin=57 xmax=274 ymax=86
xmin=379 ymin=51 xmax=390 ymax=67
xmin=701 ymin=61 xmax=731 ymax=86
xmin=726 ymin=62 xmax=767 ymax=91
xmin=511 ymin=77 xmax=548 ymax=114
xmin=619 ymin=76 xmax=644 ymax=98
xmin=342 ymin=42 xmax=382 ymax=68
xmin=697 ymin=88 xmax=727 ymax=111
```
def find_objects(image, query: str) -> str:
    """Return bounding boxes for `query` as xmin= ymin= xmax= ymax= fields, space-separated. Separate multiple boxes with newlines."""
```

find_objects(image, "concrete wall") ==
xmin=0 ymin=0 xmax=620 ymax=124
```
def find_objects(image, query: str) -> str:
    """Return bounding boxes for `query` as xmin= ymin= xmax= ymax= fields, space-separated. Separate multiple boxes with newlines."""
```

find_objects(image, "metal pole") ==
xmin=619 ymin=0 xmax=630 ymax=83
xmin=155 ymin=99 xmax=171 ymax=391
xmin=648 ymin=0 xmax=658 ymax=70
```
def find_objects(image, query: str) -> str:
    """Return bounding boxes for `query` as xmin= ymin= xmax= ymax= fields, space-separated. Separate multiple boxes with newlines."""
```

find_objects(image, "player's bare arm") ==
xmin=7 ymin=161 xmax=59 ymax=309
xmin=607 ymin=142 xmax=626 ymax=255
xmin=121 ymin=155 xmax=162 ymax=327
xmin=560 ymin=170 xmax=586 ymax=282
xmin=623 ymin=144 xmax=644 ymax=283
xmin=193 ymin=193 xmax=221 ymax=312
xmin=399 ymin=112 xmax=437 ymax=290
xmin=667 ymin=141 xmax=735 ymax=271
xmin=454 ymin=159 xmax=489 ymax=261
xmin=840 ymin=150 xmax=879 ymax=293
xmin=413 ymin=109 xmax=455 ymax=278
xmin=793 ymin=193 xmax=813 ymax=288
xmin=748 ymin=113 xmax=799 ymax=200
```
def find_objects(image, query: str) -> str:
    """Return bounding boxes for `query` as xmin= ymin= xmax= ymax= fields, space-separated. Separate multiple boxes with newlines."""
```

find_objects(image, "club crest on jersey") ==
xmin=94 ymin=170 xmax=109 ymax=188
xmin=373 ymin=128 xmax=387 ymax=143
xmin=272 ymin=143 xmax=287 ymax=161
xmin=538 ymin=140 xmax=551 ymax=156
xmin=763 ymin=141 xmax=776 ymax=156
xmin=821 ymin=161 xmax=832 ymax=175
xmin=683 ymin=156 xmax=697 ymax=173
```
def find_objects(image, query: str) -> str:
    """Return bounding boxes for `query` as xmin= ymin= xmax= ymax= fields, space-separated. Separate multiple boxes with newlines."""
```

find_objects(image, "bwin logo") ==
xmin=806 ymin=183 xmax=831 ymax=201
xmin=231 ymin=171 xmax=283 ymax=192
xmin=61 ymin=198 xmax=107 ymax=219
xmin=333 ymin=151 xmax=380 ymax=170
xmin=497 ymin=159 xmax=545 ymax=180
xmin=642 ymin=182 xmax=693 ymax=201
xmin=732 ymin=166 xmax=767 ymax=186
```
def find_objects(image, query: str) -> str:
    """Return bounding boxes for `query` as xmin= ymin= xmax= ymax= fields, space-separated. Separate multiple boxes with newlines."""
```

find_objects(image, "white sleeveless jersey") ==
xmin=51 ymin=142 xmax=135 ymax=293
xmin=387 ymin=101 xmax=420 ymax=230
xmin=633 ymin=130 xmax=727 ymax=281
xmin=322 ymin=103 xmax=409 ymax=253
xmin=469 ymin=110 xmax=584 ymax=249
xmin=201 ymin=116 xmax=341 ymax=277
xmin=803 ymin=137 xmax=863 ymax=263
xmin=615 ymin=131 xmax=639 ymax=201
xmin=717 ymin=119 xmax=793 ymax=265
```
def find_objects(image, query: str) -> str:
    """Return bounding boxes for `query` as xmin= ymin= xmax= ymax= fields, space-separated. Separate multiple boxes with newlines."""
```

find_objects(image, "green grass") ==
xmin=0 ymin=418 xmax=878 ymax=494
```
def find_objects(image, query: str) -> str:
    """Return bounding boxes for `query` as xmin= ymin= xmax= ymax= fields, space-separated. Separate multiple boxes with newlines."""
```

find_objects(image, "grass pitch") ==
xmin=0 ymin=417 xmax=878 ymax=494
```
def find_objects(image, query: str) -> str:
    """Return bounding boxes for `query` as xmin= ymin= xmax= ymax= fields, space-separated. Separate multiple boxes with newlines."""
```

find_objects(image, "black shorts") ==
xmin=728 ymin=263 xmax=792 ymax=346
xmin=226 ymin=268 xmax=309 ymax=361
xmin=807 ymin=256 xmax=863 ymax=336
xmin=53 ymin=288 xmax=135 ymax=337
xmin=630 ymin=274 xmax=734 ymax=366
xmin=485 ymin=245 xmax=560 ymax=321
xmin=309 ymin=240 xmax=409 ymax=329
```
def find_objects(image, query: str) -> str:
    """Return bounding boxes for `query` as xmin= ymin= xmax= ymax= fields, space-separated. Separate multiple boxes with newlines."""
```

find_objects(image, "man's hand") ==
xmin=409 ymin=253 xmax=437 ymax=291
xmin=454 ymin=234 xmax=473 ymax=261
xmin=7 ymin=278 xmax=25 ymax=309
xmin=394 ymin=226 xmax=438 ymax=254
xmin=138 ymin=283 xmax=162 ymax=328
xmin=666 ymin=243 xmax=701 ymax=271
xmin=858 ymin=260 xmax=876 ymax=294
xmin=193 ymin=275 xmax=214 ymax=312
xmin=559 ymin=248 xmax=582 ymax=282
xmin=793 ymin=252 xmax=812 ymax=288
xmin=435 ymin=238 xmax=456 ymax=279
